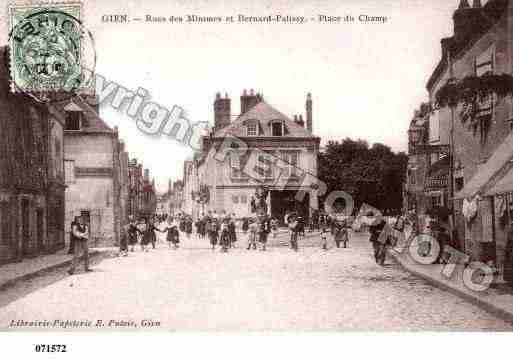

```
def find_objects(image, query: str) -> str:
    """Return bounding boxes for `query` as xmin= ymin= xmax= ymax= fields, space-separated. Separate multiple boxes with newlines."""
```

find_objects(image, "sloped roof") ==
xmin=57 ymin=95 xmax=113 ymax=134
xmin=484 ymin=165 xmax=513 ymax=196
xmin=213 ymin=101 xmax=314 ymax=138
xmin=454 ymin=130 xmax=513 ymax=199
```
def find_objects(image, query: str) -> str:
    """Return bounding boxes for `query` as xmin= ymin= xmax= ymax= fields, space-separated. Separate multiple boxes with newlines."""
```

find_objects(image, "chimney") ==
xmin=144 ymin=169 xmax=149 ymax=181
xmin=453 ymin=0 xmax=484 ymax=41
xmin=240 ymin=88 xmax=262 ymax=114
xmin=305 ymin=93 xmax=312 ymax=133
xmin=214 ymin=92 xmax=231 ymax=131
xmin=298 ymin=115 xmax=304 ymax=127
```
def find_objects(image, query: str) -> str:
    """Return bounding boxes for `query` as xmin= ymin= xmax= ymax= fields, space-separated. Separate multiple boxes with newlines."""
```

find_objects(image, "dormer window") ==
xmin=271 ymin=120 xmax=284 ymax=136
xmin=65 ymin=111 xmax=82 ymax=131
xmin=246 ymin=122 xmax=257 ymax=136
xmin=475 ymin=46 xmax=494 ymax=77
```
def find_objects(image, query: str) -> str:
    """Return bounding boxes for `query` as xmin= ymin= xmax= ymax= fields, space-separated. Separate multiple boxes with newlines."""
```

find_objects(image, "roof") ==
xmin=59 ymin=95 xmax=113 ymax=134
xmin=426 ymin=0 xmax=509 ymax=91
xmin=454 ymin=130 xmax=513 ymax=199
xmin=213 ymin=101 xmax=314 ymax=138
xmin=484 ymin=165 xmax=513 ymax=196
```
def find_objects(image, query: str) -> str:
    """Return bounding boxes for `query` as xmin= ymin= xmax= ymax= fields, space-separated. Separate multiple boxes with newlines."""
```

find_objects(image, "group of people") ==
xmin=119 ymin=214 xmax=196 ymax=255
xmin=66 ymin=206 xmax=416 ymax=275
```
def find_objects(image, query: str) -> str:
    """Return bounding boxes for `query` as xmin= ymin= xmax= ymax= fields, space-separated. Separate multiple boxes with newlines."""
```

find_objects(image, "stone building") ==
xmin=420 ymin=0 xmax=513 ymax=271
xmin=0 ymin=46 xmax=65 ymax=264
xmin=140 ymin=169 xmax=157 ymax=218
xmin=405 ymin=103 xmax=432 ymax=215
xmin=63 ymin=97 xmax=128 ymax=247
xmin=128 ymin=158 xmax=144 ymax=219
xmin=187 ymin=90 xmax=321 ymax=222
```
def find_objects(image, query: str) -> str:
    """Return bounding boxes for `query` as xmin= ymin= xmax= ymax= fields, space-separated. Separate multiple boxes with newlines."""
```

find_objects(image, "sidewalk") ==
xmin=0 ymin=247 xmax=110 ymax=290
xmin=388 ymin=245 xmax=513 ymax=324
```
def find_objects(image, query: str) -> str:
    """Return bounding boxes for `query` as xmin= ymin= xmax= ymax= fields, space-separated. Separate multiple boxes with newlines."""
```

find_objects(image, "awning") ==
xmin=454 ymin=130 xmax=513 ymax=199
xmin=484 ymin=165 xmax=513 ymax=196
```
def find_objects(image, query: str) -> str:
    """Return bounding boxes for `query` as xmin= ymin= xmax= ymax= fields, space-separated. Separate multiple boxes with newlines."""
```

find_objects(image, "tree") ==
xmin=318 ymin=139 xmax=408 ymax=214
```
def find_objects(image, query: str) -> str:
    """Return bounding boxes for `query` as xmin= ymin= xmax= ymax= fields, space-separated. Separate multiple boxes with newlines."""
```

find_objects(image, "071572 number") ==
xmin=34 ymin=344 xmax=67 ymax=353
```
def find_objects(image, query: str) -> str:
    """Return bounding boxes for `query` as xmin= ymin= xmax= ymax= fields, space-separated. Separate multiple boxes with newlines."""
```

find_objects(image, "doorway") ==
xmin=21 ymin=199 xmax=30 ymax=256
xmin=270 ymin=190 xmax=309 ymax=224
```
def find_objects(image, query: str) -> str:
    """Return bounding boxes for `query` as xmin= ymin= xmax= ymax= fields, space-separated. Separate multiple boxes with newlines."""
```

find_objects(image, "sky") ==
xmin=0 ymin=0 xmax=469 ymax=193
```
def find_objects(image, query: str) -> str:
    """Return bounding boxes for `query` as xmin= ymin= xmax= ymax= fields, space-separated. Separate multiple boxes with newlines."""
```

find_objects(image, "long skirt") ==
xmin=128 ymin=233 xmax=138 ymax=245
xmin=142 ymin=232 xmax=153 ymax=245
xmin=209 ymin=232 xmax=218 ymax=245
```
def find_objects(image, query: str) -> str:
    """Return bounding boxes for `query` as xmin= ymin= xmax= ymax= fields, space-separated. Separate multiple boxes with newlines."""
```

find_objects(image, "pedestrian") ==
xmin=333 ymin=215 xmax=349 ymax=248
xmin=161 ymin=216 xmax=180 ymax=249
xmin=229 ymin=213 xmax=237 ymax=248
xmin=368 ymin=212 xmax=387 ymax=265
xmin=220 ymin=218 xmax=231 ymax=253
xmin=288 ymin=212 xmax=299 ymax=251
xmin=271 ymin=217 xmax=278 ymax=238
xmin=119 ymin=223 xmax=129 ymax=256
xmin=185 ymin=216 xmax=193 ymax=240
xmin=127 ymin=216 xmax=142 ymax=252
xmin=258 ymin=214 xmax=271 ymax=251
xmin=297 ymin=216 xmax=305 ymax=240
xmin=241 ymin=217 xmax=249 ymax=237
xmin=247 ymin=218 xmax=258 ymax=250
xmin=67 ymin=216 xmax=78 ymax=255
xmin=207 ymin=218 xmax=219 ymax=250
xmin=321 ymin=227 xmax=329 ymax=250
xmin=141 ymin=218 xmax=161 ymax=252
xmin=68 ymin=215 xmax=92 ymax=275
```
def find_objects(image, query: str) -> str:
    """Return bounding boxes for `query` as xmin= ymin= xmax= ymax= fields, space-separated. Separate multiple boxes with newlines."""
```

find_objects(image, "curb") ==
xmin=0 ymin=250 xmax=102 ymax=291
xmin=388 ymin=249 xmax=513 ymax=325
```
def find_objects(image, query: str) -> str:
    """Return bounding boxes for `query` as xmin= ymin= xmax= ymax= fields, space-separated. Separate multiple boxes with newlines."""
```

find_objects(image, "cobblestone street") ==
xmin=0 ymin=231 xmax=511 ymax=331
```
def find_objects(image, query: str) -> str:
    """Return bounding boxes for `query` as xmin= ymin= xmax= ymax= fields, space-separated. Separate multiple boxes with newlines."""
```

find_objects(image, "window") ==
xmin=0 ymin=202 xmax=10 ymax=244
xmin=257 ymin=153 xmax=273 ymax=179
xmin=431 ymin=195 xmax=442 ymax=208
xmin=408 ymin=169 xmax=416 ymax=185
xmin=54 ymin=138 xmax=62 ymax=178
xmin=232 ymin=195 xmax=239 ymax=204
xmin=272 ymin=121 xmax=283 ymax=136
xmin=429 ymin=111 xmax=440 ymax=143
xmin=230 ymin=151 xmax=248 ymax=179
xmin=455 ymin=177 xmax=464 ymax=192
xmin=282 ymin=151 xmax=299 ymax=178
xmin=65 ymin=112 xmax=81 ymax=131
xmin=475 ymin=46 xmax=494 ymax=77
xmin=240 ymin=195 xmax=247 ymax=204
xmin=64 ymin=160 xmax=75 ymax=184
xmin=246 ymin=123 xmax=257 ymax=136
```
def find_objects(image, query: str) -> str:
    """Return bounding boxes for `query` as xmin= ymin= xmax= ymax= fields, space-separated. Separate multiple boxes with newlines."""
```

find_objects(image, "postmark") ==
xmin=7 ymin=2 xmax=94 ymax=97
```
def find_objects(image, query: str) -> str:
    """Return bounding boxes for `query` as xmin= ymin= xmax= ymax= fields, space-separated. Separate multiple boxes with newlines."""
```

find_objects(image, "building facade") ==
xmin=63 ymin=98 xmax=128 ymax=247
xmin=0 ymin=46 xmax=65 ymax=264
xmin=187 ymin=90 xmax=321 ymax=222
xmin=413 ymin=0 xmax=513 ymax=275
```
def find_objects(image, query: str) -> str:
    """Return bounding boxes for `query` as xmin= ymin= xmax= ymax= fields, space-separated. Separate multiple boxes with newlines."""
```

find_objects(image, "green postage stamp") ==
xmin=8 ymin=2 xmax=84 ymax=93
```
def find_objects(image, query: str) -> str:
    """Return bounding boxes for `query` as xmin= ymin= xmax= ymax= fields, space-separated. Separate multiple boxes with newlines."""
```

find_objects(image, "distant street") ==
xmin=0 ymin=230 xmax=511 ymax=331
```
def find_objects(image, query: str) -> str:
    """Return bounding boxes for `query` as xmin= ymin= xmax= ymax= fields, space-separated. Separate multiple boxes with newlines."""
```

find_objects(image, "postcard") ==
xmin=0 ymin=1 xmax=512 ymax=349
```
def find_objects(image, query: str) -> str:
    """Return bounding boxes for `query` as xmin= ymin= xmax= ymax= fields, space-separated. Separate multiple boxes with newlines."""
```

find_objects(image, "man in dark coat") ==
xmin=368 ymin=212 xmax=387 ymax=265
xmin=67 ymin=216 xmax=78 ymax=254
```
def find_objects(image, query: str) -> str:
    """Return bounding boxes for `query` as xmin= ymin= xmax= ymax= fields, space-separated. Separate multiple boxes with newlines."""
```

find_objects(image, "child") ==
xmin=271 ymin=217 xmax=278 ymax=238
xmin=161 ymin=217 xmax=180 ymax=249
xmin=321 ymin=227 xmax=328 ymax=250
xmin=247 ymin=218 xmax=258 ymax=250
